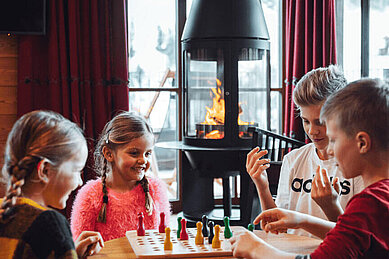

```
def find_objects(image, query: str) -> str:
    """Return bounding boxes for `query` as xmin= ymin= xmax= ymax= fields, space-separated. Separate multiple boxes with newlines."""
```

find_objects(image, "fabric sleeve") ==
xmin=21 ymin=210 xmax=77 ymax=259
xmin=310 ymin=194 xmax=388 ymax=259
xmin=70 ymin=180 xmax=101 ymax=241
xmin=275 ymin=154 xmax=292 ymax=209
xmin=149 ymin=176 xmax=171 ymax=224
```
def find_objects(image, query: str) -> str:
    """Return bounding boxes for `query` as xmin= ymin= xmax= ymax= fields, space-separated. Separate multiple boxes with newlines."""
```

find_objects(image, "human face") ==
xmin=43 ymin=143 xmax=87 ymax=209
xmin=300 ymin=104 xmax=328 ymax=157
xmin=326 ymin=118 xmax=361 ymax=179
xmin=110 ymin=134 xmax=154 ymax=185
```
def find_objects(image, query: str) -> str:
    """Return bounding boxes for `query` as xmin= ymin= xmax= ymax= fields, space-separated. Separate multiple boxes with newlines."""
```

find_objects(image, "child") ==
xmin=71 ymin=111 xmax=171 ymax=241
xmin=231 ymin=78 xmax=389 ymax=258
xmin=0 ymin=110 xmax=104 ymax=258
xmin=246 ymin=65 xmax=364 ymax=236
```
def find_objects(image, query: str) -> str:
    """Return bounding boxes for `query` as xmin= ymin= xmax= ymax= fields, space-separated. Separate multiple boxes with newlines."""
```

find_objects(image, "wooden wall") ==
xmin=0 ymin=35 xmax=18 ymax=166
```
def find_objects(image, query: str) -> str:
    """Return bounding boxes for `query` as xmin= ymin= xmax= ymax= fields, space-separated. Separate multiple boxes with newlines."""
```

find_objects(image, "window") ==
xmin=128 ymin=0 xmax=179 ymax=204
xmin=337 ymin=0 xmax=389 ymax=82
xmin=127 ymin=0 xmax=283 ymax=208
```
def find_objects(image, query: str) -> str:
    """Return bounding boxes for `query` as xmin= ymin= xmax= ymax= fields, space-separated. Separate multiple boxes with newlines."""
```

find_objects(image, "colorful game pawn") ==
xmin=208 ymin=221 xmax=214 ymax=244
xmin=201 ymin=215 xmax=209 ymax=237
xmin=176 ymin=216 xmax=182 ymax=238
xmin=164 ymin=227 xmax=173 ymax=250
xmin=137 ymin=212 xmax=145 ymax=236
xmin=159 ymin=212 xmax=166 ymax=233
xmin=223 ymin=216 xmax=233 ymax=239
xmin=248 ymin=223 xmax=254 ymax=232
xmin=212 ymin=224 xmax=221 ymax=249
xmin=180 ymin=218 xmax=188 ymax=240
xmin=195 ymin=221 xmax=204 ymax=245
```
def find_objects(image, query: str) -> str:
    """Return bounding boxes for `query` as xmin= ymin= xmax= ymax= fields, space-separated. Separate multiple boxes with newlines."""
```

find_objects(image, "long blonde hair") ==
xmin=0 ymin=110 xmax=86 ymax=221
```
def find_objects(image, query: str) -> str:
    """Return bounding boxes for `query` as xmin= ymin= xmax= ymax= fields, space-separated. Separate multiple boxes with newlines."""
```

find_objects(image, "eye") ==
xmin=128 ymin=150 xmax=139 ymax=156
xmin=145 ymin=151 xmax=152 ymax=158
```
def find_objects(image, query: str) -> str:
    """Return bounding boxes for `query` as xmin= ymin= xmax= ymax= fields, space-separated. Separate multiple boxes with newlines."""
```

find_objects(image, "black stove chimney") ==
xmin=182 ymin=0 xmax=269 ymax=41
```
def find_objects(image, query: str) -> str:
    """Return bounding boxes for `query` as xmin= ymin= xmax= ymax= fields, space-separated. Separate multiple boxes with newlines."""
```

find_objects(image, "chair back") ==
xmin=250 ymin=127 xmax=305 ymax=163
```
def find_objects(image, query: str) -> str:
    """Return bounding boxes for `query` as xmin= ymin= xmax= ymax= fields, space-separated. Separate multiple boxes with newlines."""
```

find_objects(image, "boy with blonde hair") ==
xmin=231 ymin=78 xmax=389 ymax=258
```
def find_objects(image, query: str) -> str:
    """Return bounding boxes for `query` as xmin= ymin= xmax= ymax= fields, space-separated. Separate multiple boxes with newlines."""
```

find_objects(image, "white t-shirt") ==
xmin=275 ymin=143 xmax=364 ymax=237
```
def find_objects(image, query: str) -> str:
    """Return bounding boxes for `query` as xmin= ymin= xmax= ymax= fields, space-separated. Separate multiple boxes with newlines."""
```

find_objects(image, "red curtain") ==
xmin=283 ymin=0 xmax=337 ymax=141
xmin=17 ymin=0 xmax=129 ymax=216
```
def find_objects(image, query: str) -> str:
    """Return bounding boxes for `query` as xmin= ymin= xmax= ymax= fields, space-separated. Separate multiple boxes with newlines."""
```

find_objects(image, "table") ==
xmin=89 ymin=230 xmax=322 ymax=258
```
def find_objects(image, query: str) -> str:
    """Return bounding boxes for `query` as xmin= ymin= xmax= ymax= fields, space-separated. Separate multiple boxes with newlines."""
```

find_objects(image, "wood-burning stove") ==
xmin=182 ymin=0 xmax=271 ymax=148
xmin=159 ymin=0 xmax=271 ymax=227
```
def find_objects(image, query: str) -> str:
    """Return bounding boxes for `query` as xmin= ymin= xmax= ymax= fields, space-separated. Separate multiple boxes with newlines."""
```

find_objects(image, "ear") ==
xmin=356 ymin=131 xmax=371 ymax=154
xmin=102 ymin=146 xmax=114 ymax=162
xmin=36 ymin=159 xmax=50 ymax=184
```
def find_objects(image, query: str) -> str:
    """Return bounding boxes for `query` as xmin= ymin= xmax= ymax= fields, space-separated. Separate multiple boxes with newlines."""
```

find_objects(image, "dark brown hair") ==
xmin=94 ymin=111 xmax=155 ymax=223
xmin=321 ymin=78 xmax=389 ymax=151
xmin=0 ymin=110 xmax=86 ymax=221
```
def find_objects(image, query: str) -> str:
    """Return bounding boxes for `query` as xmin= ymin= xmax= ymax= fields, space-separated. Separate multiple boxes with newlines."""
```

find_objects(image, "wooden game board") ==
xmin=126 ymin=226 xmax=246 ymax=258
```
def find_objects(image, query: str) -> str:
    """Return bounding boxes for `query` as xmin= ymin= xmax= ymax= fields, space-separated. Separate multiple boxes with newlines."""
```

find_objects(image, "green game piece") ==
xmin=248 ymin=224 xmax=254 ymax=232
xmin=177 ymin=216 xmax=182 ymax=238
xmin=223 ymin=216 xmax=233 ymax=239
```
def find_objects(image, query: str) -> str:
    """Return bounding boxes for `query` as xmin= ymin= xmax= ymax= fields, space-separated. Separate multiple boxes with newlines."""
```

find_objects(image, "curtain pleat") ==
xmin=17 ymin=0 xmax=129 ymax=217
xmin=283 ymin=0 xmax=337 ymax=141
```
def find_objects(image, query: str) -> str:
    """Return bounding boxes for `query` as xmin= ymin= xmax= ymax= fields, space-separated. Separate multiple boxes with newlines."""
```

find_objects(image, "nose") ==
xmin=308 ymin=124 xmax=319 ymax=136
xmin=137 ymin=156 xmax=146 ymax=164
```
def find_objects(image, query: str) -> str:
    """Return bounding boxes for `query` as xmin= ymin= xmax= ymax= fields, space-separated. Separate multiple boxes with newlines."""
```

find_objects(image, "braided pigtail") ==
xmin=97 ymin=162 xmax=109 ymax=223
xmin=140 ymin=176 xmax=154 ymax=216
xmin=0 ymin=156 xmax=39 ymax=221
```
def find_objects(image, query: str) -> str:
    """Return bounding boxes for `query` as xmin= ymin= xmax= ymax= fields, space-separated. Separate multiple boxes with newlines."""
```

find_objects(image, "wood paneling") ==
xmin=0 ymin=35 xmax=18 ymax=168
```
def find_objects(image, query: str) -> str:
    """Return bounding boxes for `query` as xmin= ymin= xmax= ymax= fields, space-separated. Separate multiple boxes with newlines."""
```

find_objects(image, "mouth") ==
xmin=132 ymin=167 xmax=146 ymax=173
xmin=312 ymin=138 xmax=324 ymax=143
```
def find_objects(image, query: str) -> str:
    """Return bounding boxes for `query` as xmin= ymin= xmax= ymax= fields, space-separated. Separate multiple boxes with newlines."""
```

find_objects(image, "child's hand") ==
xmin=230 ymin=230 xmax=274 ymax=259
xmin=75 ymin=231 xmax=104 ymax=258
xmin=311 ymin=166 xmax=340 ymax=205
xmin=254 ymin=208 xmax=302 ymax=234
xmin=246 ymin=147 xmax=271 ymax=190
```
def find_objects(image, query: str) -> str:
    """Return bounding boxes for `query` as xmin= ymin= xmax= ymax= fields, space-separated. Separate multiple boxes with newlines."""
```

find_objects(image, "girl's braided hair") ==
xmin=0 ymin=110 xmax=86 ymax=221
xmin=94 ymin=112 xmax=155 ymax=223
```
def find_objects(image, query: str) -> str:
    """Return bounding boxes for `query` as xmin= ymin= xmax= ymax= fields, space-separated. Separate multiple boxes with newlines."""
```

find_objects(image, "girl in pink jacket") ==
xmin=71 ymin=112 xmax=171 ymax=241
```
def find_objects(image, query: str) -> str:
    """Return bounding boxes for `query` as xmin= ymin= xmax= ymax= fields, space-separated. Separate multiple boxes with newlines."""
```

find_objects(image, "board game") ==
xmin=126 ymin=226 xmax=246 ymax=258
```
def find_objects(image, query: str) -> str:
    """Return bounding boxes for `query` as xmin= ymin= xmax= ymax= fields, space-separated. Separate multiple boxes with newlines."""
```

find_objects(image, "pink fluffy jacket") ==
xmin=70 ymin=177 xmax=171 ymax=241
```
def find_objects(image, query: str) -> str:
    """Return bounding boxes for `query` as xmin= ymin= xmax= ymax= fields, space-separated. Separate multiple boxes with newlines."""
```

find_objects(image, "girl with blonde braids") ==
xmin=71 ymin=111 xmax=171 ymax=241
xmin=0 ymin=110 xmax=104 ymax=258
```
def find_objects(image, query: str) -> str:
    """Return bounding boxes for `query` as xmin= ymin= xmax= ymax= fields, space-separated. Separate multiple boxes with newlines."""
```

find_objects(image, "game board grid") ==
xmin=126 ymin=227 xmax=244 ymax=258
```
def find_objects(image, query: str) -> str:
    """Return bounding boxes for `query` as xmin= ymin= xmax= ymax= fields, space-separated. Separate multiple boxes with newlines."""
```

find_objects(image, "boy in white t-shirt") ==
xmin=246 ymin=65 xmax=364 ymax=236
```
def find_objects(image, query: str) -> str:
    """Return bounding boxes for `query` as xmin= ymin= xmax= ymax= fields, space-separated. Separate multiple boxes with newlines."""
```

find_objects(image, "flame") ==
xmin=200 ymin=78 xmax=254 ymax=139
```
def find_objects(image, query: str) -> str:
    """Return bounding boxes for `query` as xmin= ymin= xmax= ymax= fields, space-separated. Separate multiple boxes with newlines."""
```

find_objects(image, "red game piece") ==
xmin=159 ymin=212 xmax=166 ymax=233
xmin=137 ymin=212 xmax=145 ymax=236
xmin=180 ymin=218 xmax=188 ymax=240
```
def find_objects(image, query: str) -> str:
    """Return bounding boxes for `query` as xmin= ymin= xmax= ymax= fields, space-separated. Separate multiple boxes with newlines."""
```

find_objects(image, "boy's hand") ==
xmin=254 ymin=208 xmax=302 ymax=234
xmin=246 ymin=147 xmax=271 ymax=190
xmin=230 ymin=230 xmax=275 ymax=259
xmin=75 ymin=231 xmax=104 ymax=258
xmin=311 ymin=166 xmax=342 ymax=221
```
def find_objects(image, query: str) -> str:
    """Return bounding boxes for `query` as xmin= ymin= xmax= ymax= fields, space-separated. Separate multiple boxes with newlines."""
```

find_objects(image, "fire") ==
xmin=200 ymin=78 xmax=254 ymax=139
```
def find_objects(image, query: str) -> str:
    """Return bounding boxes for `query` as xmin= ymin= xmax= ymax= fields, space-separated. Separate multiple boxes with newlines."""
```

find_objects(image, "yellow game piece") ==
xmin=212 ymin=224 xmax=221 ymax=249
xmin=195 ymin=221 xmax=204 ymax=245
xmin=164 ymin=227 xmax=173 ymax=250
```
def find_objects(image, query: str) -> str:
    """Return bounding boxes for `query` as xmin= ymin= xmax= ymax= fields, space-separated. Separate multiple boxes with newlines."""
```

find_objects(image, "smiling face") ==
xmin=110 ymin=134 xmax=154 ymax=186
xmin=326 ymin=118 xmax=361 ymax=179
xmin=43 ymin=142 xmax=87 ymax=209
xmin=300 ymin=104 xmax=329 ymax=159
